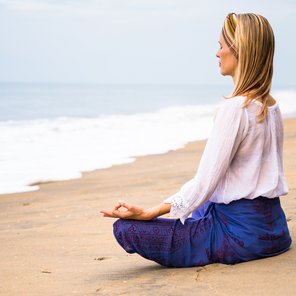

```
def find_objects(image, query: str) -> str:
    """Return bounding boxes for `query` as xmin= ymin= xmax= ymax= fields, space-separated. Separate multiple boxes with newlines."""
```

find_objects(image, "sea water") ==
xmin=0 ymin=83 xmax=295 ymax=195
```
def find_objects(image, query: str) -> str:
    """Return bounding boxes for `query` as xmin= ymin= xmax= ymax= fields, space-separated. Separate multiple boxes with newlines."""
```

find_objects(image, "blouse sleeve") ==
xmin=164 ymin=97 xmax=248 ymax=224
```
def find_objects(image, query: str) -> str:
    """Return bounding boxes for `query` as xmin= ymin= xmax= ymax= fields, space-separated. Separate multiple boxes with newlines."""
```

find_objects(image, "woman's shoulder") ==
xmin=216 ymin=96 xmax=247 ymax=118
xmin=250 ymin=94 xmax=277 ymax=107
xmin=219 ymin=96 xmax=245 ymax=108
xmin=224 ymin=94 xmax=278 ymax=110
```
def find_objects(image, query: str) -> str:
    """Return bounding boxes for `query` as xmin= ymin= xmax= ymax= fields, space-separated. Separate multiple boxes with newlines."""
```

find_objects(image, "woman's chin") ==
xmin=219 ymin=69 xmax=229 ymax=76
xmin=219 ymin=69 xmax=226 ymax=76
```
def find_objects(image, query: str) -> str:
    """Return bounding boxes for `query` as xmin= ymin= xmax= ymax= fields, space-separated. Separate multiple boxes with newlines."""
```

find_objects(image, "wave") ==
xmin=1 ymin=89 xmax=295 ymax=195
xmin=0 ymin=103 xmax=217 ymax=195
xmin=273 ymin=89 xmax=296 ymax=117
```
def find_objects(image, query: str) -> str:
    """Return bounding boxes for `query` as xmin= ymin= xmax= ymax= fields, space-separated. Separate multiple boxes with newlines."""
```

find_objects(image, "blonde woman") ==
xmin=101 ymin=13 xmax=292 ymax=267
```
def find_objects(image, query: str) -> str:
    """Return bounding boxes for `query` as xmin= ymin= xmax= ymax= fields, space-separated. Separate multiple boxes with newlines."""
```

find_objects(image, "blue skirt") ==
xmin=113 ymin=196 xmax=292 ymax=267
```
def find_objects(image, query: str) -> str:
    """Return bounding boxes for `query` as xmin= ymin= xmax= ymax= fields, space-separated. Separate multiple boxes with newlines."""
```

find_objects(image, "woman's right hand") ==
xmin=100 ymin=201 xmax=153 ymax=220
xmin=100 ymin=200 xmax=171 ymax=221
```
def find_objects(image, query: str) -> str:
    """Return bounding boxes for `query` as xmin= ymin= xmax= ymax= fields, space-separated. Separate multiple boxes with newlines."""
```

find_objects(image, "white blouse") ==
xmin=164 ymin=96 xmax=288 ymax=224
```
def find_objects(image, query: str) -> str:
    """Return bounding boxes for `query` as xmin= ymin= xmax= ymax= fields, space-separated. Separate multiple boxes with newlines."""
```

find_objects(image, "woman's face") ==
xmin=216 ymin=33 xmax=238 ymax=79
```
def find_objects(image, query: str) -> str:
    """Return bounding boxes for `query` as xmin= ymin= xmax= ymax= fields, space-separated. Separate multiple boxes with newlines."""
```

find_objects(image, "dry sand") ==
xmin=0 ymin=118 xmax=295 ymax=296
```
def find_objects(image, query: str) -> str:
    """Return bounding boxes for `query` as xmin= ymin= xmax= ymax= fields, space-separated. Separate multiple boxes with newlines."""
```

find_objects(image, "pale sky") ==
xmin=0 ymin=0 xmax=295 ymax=86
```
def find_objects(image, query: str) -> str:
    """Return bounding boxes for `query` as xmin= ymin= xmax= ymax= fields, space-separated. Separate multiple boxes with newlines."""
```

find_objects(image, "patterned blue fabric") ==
xmin=113 ymin=196 xmax=292 ymax=267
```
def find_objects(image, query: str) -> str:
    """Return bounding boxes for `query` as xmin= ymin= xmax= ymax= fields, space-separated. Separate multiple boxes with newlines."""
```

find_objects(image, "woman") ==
xmin=101 ymin=13 xmax=292 ymax=267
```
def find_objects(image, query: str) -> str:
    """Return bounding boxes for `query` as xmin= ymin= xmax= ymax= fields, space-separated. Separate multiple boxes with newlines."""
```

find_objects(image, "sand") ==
xmin=0 ymin=118 xmax=295 ymax=296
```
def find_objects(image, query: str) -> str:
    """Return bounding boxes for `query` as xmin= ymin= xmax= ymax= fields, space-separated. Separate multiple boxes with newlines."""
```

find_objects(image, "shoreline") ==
xmin=0 ymin=118 xmax=295 ymax=295
xmin=3 ymin=114 xmax=295 ymax=198
xmin=1 ymin=97 xmax=296 ymax=198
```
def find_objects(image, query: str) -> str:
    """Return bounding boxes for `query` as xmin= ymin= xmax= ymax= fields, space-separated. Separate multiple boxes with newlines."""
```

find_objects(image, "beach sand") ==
xmin=0 ymin=118 xmax=295 ymax=296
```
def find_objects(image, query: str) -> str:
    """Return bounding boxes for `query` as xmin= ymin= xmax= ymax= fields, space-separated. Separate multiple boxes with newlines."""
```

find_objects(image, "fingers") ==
xmin=110 ymin=201 xmax=129 ymax=214
xmin=100 ymin=209 xmax=128 ymax=219
xmin=111 ymin=209 xmax=124 ymax=218
xmin=100 ymin=200 xmax=133 ymax=219
xmin=100 ymin=210 xmax=116 ymax=218
xmin=117 ymin=200 xmax=132 ymax=211
xmin=113 ymin=204 xmax=121 ymax=210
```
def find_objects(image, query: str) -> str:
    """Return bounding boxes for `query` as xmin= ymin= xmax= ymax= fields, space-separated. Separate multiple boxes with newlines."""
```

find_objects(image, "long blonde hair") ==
xmin=230 ymin=13 xmax=275 ymax=122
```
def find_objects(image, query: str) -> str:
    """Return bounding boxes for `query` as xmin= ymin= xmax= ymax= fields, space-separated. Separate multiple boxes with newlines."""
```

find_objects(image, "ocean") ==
xmin=1 ymin=82 xmax=295 ymax=195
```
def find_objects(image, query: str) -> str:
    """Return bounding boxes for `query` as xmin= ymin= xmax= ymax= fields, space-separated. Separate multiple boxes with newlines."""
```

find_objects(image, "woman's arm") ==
xmin=164 ymin=97 xmax=248 ymax=223
xmin=100 ymin=201 xmax=171 ymax=220
xmin=101 ymin=98 xmax=247 ymax=222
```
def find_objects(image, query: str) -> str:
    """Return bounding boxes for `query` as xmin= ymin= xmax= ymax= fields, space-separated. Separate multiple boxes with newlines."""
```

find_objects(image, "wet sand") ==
xmin=0 ymin=118 xmax=295 ymax=296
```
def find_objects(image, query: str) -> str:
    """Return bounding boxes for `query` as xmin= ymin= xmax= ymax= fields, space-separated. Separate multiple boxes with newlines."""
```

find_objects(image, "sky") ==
xmin=0 ymin=0 xmax=296 ymax=86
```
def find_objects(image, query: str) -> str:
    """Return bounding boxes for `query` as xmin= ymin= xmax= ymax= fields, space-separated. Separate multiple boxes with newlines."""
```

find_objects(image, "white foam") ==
xmin=1 ymin=90 xmax=295 ymax=196
xmin=273 ymin=89 xmax=296 ymax=117
xmin=0 ymin=104 xmax=217 ymax=195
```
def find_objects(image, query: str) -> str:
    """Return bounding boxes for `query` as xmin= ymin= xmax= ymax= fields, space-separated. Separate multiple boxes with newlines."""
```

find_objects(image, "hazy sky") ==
xmin=1 ymin=0 xmax=295 ymax=86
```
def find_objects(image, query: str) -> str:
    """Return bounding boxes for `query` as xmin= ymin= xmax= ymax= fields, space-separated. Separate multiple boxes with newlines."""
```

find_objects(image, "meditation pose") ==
xmin=101 ymin=12 xmax=292 ymax=267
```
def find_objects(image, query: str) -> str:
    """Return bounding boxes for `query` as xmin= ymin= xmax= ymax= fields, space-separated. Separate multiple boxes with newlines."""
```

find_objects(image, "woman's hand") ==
xmin=100 ymin=201 xmax=154 ymax=220
xmin=100 ymin=201 xmax=171 ymax=221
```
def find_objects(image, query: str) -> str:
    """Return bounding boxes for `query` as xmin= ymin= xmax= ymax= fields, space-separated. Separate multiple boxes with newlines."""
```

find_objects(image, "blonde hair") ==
xmin=229 ymin=13 xmax=275 ymax=122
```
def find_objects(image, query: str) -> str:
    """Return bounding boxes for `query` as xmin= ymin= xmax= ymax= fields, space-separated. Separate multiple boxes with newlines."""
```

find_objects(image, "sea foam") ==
xmin=0 ymin=89 xmax=295 ymax=195
xmin=0 ymin=104 xmax=216 ymax=194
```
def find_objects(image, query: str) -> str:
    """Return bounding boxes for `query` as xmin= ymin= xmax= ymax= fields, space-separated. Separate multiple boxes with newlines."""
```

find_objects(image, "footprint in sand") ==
xmin=94 ymin=257 xmax=109 ymax=261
